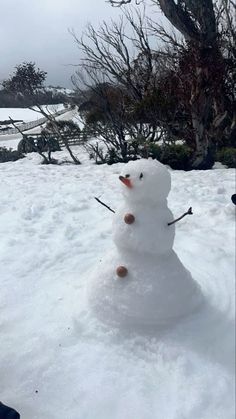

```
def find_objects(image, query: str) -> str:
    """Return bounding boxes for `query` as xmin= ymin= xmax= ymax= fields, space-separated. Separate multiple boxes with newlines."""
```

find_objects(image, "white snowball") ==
xmin=119 ymin=159 xmax=171 ymax=205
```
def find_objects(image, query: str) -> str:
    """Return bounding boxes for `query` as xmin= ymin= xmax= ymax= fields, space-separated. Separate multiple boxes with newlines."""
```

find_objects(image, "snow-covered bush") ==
xmin=0 ymin=146 xmax=24 ymax=163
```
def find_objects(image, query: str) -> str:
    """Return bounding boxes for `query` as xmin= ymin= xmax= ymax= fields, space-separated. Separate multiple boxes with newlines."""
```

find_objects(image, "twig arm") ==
xmin=94 ymin=197 xmax=115 ymax=213
xmin=168 ymin=207 xmax=193 ymax=226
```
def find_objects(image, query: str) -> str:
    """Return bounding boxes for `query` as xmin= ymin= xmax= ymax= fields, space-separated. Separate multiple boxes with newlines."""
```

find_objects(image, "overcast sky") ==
xmin=0 ymin=0 xmax=124 ymax=88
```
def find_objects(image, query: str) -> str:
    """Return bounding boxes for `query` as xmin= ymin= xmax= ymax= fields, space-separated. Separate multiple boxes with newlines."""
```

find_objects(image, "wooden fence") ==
xmin=23 ymin=132 xmax=86 ymax=148
xmin=21 ymin=130 xmax=102 ymax=147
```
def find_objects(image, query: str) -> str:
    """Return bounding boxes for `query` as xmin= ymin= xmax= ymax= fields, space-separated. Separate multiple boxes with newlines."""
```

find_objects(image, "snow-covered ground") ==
xmin=0 ymin=146 xmax=235 ymax=419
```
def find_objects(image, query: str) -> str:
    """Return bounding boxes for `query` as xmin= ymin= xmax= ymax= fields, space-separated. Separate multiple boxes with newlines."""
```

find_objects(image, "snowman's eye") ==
xmin=125 ymin=174 xmax=130 ymax=178
xmin=139 ymin=172 xmax=143 ymax=179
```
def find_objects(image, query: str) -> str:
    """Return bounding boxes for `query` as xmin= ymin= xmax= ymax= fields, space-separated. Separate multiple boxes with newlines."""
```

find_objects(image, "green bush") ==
xmin=17 ymin=137 xmax=37 ymax=154
xmin=142 ymin=143 xmax=193 ymax=170
xmin=0 ymin=147 xmax=25 ymax=163
xmin=160 ymin=144 xmax=193 ymax=170
xmin=89 ymin=139 xmax=193 ymax=169
xmin=17 ymin=136 xmax=61 ymax=154
xmin=42 ymin=119 xmax=80 ymax=136
xmin=144 ymin=143 xmax=162 ymax=160
xmin=105 ymin=148 xmax=122 ymax=165
xmin=216 ymin=148 xmax=236 ymax=168
xmin=105 ymin=148 xmax=135 ymax=165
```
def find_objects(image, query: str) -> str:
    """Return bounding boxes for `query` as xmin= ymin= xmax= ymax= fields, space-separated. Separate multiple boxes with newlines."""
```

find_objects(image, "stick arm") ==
xmin=168 ymin=207 xmax=193 ymax=226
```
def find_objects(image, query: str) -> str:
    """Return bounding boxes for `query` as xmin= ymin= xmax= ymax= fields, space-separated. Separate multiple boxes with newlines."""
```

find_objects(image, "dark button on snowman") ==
xmin=88 ymin=159 xmax=203 ymax=328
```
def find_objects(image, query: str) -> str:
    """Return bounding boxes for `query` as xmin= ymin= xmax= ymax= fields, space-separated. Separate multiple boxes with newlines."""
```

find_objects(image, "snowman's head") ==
xmin=119 ymin=159 xmax=171 ymax=204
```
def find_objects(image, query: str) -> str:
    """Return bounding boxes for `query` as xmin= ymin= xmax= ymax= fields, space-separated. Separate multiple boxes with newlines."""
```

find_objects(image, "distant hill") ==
xmin=0 ymin=85 xmax=74 ymax=108
xmin=47 ymin=85 xmax=74 ymax=95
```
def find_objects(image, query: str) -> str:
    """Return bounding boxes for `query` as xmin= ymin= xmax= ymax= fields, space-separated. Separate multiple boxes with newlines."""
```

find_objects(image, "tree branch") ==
xmin=157 ymin=0 xmax=200 ymax=43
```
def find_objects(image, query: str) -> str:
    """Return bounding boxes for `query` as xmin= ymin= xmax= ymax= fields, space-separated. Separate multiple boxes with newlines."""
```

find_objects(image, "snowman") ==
xmin=88 ymin=159 xmax=203 ymax=328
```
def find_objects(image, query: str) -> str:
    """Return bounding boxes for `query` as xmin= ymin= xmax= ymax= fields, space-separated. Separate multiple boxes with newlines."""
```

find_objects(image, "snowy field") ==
xmin=0 ymin=105 xmax=65 ymax=123
xmin=0 ymin=146 xmax=235 ymax=419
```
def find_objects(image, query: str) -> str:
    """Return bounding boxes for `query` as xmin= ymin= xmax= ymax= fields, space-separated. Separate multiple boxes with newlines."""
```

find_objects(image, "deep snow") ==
xmin=0 ymin=147 xmax=235 ymax=419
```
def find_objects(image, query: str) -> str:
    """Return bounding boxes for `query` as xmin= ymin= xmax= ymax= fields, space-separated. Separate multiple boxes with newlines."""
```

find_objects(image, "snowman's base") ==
xmin=87 ymin=250 xmax=204 ymax=329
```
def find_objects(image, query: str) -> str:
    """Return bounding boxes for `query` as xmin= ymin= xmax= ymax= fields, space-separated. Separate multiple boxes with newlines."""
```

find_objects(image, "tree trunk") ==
xmin=157 ymin=1 xmax=219 ymax=169
xmin=190 ymin=96 xmax=214 ymax=169
xmin=189 ymin=54 xmax=216 ymax=169
xmin=191 ymin=112 xmax=214 ymax=169
xmin=63 ymin=138 xmax=81 ymax=164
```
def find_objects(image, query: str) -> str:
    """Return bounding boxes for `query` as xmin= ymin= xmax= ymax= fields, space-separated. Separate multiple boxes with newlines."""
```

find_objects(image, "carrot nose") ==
xmin=119 ymin=175 xmax=133 ymax=188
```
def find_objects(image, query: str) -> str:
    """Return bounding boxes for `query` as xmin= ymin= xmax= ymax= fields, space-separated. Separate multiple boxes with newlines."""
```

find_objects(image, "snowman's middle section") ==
xmin=113 ymin=202 xmax=175 ymax=256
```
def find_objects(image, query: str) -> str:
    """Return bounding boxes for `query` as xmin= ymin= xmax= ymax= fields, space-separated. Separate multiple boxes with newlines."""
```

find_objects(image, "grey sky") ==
xmin=0 ymin=0 xmax=122 ymax=88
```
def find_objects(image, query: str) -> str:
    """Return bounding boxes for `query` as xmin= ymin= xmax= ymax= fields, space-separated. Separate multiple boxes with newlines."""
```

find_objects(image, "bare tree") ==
xmin=74 ymin=76 xmax=161 ymax=163
xmin=71 ymin=12 xmax=152 ymax=101
xmin=215 ymin=0 xmax=236 ymax=147
xmin=107 ymin=0 xmax=235 ymax=168
xmin=71 ymin=10 xmax=165 ymax=162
